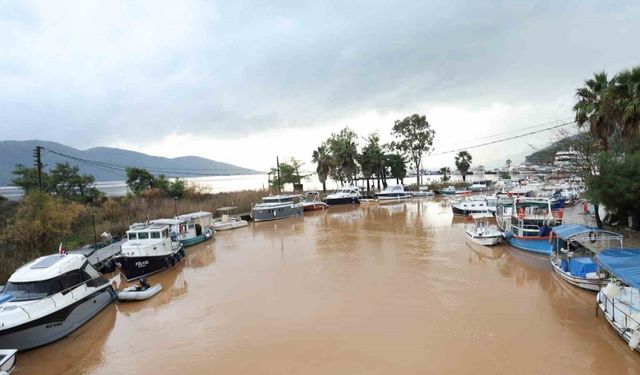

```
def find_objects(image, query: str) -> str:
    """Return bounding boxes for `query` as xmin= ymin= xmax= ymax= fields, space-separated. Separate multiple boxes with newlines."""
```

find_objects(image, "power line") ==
xmin=429 ymin=120 xmax=576 ymax=157
xmin=435 ymin=117 xmax=575 ymax=148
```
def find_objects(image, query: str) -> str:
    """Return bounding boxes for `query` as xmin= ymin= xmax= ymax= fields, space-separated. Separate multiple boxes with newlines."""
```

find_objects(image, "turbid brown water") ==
xmin=13 ymin=199 xmax=640 ymax=374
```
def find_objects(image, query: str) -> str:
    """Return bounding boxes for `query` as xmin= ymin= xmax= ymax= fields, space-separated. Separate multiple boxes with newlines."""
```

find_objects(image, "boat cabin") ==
xmin=1 ymin=254 xmax=103 ymax=302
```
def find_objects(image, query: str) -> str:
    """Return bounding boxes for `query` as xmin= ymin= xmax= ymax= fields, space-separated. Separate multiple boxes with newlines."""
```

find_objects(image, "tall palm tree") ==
xmin=612 ymin=65 xmax=640 ymax=138
xmin=312 ymin=144 xmax=332 ymax=192
xmin=454 ymin=151 xmax=472 ymax=182
xmin=573 ymin=71 xmax=616 ymax=150
xmin=439 ymin=167 xmax=450 ymax=182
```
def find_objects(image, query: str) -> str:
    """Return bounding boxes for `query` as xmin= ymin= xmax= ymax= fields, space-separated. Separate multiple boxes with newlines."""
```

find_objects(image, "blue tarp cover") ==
xmin=569 ymin=257 xmax=596 ymax=277
xmin=596 ymin=249 xmax=640 ymax=289
xmin=552 ymin=224 xmax=598 ymax=240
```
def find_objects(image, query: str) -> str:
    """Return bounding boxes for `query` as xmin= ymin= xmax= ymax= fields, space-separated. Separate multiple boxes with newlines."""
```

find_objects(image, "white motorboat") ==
xmin=0 ymin=254 xmax=115 ymax=351
xmin=114 ymin=222 xmax=184 ymax=281
xmin=301 ymin=192 xmax=329 ymax=211
xmin=324 ymin=186 xmax=361 ymax=205
xmin=469 ymin=182 xmax=489 ymax=192
xmin=117 ymin=278 xmax=162 ymax=302
xmin=549 ymin=225 xmax=622 ymax=291
xmin=465 ymin=213 xmax=502 ymax=246
xmin=375 ymin=185 xmax=413 ymax=201
xmin=213 ymin=207 xmax=249 ymax=230
xmin=252 ymin=195 xmax=304 ymax=221
xmin=451 ymin=195 xmax=497 ymax=216
xmin=595 ymin=249 xmax=640 ymax=351
xmin=0 ymin=349 xmax=16 ymax=372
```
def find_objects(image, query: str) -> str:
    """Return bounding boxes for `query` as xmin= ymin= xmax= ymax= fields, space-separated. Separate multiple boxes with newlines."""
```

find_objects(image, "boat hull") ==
xmin=252 ymin=205 xmax=304 ymax=222
xmin=213 ymin=221 xmax=248 ymax=231
xmin=550 ymin=258 xmax=603 ymax=292
xmin=465 ymin=232 xmax=501 ymax=246
xmin=303 ymin=202 xmax=328 ymax=211
xmin=0 ymin=287 xmax=115 ymax=351
xmin=451 ymin=205 xmax=493 ymax=216
xmin=506 ymin=234 xmax=552 ymax=255
xmin=180 ymin=230 xmax=213 ymax=247
xmin=115 ymin=249 xmax=183 ymax=281
xmin=117 ymin=284 xmax=162 ymax=301
xmin=597 ymin=290 xmax=640 ymax=352
xmin=324 ymin=197 xmax=360 ymax=206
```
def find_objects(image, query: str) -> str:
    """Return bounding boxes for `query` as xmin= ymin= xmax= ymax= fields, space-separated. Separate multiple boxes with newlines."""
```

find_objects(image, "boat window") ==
xmin=83 ymin=264 xmax=101 ymax=279
xmin=57 ymin=270 xmax=82 ymax=294
xmin=151 ymin=232 xmax=160 ymax=239
xmin=128 ymin=233 xmax=137 ymax=240
xmin=163 ymin=229 xmax=169 ymax=238
xmin=2 ymin=279 xmax=57 ymax=301
xmin=138 ymin=232 xmax=149 ymax=240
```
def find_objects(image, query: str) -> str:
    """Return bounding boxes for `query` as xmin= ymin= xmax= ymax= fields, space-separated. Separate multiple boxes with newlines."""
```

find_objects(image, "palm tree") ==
xmin=439 ymin=167 xmax=450 ymax=182
xmin=573 ymin=71 xmax=617 ymax=150
xmin=312 ymin=144 xmax=332 ymax=192
xmin=612 ymin=65 xmax=640 ymax=138
xmin=454 ymin=151 xmax=472 ymax=182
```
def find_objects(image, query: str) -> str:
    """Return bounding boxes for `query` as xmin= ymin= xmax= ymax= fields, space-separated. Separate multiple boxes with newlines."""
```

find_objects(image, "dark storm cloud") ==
xmin=0 ymin=1 xmax=639 ymax=147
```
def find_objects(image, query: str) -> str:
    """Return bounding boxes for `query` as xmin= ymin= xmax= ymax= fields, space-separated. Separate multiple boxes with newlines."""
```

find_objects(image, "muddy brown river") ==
xmin=13 ymin=199 xmax=640 ymax=374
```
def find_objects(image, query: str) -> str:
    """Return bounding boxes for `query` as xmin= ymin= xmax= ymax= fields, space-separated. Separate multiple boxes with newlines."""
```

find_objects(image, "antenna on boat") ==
xmin=276 ymin=156 xmax=281 ymax=195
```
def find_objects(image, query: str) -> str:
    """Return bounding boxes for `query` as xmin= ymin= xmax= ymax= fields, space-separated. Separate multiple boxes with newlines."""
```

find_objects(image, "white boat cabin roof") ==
xmin=9 ymin=254 xmax=87 ymax=283
xmin=217 ymin=206 xmax=238 ymax=212
xmin=128 ymin=222 xmax=172 ymax=232
xmin=178 ymin=211 xmax=213 ymax=220
xmin=382 ymin=185 xmax=405 ymax=192
xmin=262 ymin=195 xmax=302 ymax=202
xmin=150 ymin=218 xmax=186 ymax=226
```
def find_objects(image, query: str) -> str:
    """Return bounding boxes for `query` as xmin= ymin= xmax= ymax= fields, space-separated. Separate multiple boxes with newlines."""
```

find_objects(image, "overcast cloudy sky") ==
xmin=1 ymin=1 xmax=639 ymax=171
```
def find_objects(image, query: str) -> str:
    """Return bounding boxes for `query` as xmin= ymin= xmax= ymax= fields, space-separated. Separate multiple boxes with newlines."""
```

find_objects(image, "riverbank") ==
xmin=0 ymin=189 xmax=267 ymax=283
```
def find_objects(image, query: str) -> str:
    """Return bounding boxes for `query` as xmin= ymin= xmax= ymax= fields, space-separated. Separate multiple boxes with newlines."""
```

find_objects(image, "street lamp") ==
xmin=173 ymin=196 xmax=178 ymax=217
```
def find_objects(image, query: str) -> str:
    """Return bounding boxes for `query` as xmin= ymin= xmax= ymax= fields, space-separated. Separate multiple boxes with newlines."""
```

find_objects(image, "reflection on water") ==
xmin=15 ymin=198 xmax=640 ymax=374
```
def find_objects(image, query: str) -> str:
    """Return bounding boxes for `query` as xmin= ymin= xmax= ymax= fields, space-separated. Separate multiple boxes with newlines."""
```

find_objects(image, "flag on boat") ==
xmin=58 ymin=242 xmax=66 ymax=255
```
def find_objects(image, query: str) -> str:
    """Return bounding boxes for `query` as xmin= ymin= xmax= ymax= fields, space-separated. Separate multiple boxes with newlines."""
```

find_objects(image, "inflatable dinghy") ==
xmin=117 ymin=282 xmax=162 ymax=301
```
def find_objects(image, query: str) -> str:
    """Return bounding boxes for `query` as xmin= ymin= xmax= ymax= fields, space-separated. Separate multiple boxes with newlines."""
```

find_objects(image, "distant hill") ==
xmin=0 ymin=140 xmax=260 ymax=186
xmin=525 ymin=136 xmax=577 ymax=165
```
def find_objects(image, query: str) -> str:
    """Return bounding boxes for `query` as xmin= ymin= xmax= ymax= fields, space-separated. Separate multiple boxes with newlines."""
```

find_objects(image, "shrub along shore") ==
xmin=0 ymin=189 xmax=266 ymax=283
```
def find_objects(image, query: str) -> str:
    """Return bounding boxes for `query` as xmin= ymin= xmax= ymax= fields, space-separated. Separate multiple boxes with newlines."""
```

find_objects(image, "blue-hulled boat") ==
xmin=595 ymin=249 xmax=640 ymax=351
xmin=503 ymin=197 xmax=563 ymax=255
xmin=550 ymin=224 xmax=623 ymax=291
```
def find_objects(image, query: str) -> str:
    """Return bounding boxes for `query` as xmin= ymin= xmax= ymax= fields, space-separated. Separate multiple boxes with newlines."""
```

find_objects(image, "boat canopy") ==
xmin=596 ymin=249 xmax=640 ymax=288
xmin=552 ymin=224 xmax=598 ymax=239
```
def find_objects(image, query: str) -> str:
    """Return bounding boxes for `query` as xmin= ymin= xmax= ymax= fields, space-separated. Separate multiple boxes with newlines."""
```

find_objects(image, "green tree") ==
xmin=48 ymin=162 xmax=99 ymax=202
xmin=439 ymin=167 xmax=451 ymax=182
xmin=327 ymin=127 xmax=359 ymax=185
xmin=454 ymin=151 xmax=472 ymax=182
xmin=386 ymin=154 xmax=407 ymax=184
xmin=358 ymin=133 xmax=385 ymax=192
xmin=126 ymin=167 xmax=156 ymax=196
xmin=11 ymin=164 xmax=48 ymax=192
xmin=505 ymin=159 xmax=512 ymax=169
xmin=312 ymin=144 xmax=332 ymax=192
xmin=611 ymin=65 xmax=640 ymax=138
xmin=573 ymin=71 xmax=616 ymax=150
xmin=167 ymin=178 xmax=187 ymax=199
xmin=588 ymin=152 xmax=640 ymax=230
xmin=391 ymin=114 xmax=435 ymax=186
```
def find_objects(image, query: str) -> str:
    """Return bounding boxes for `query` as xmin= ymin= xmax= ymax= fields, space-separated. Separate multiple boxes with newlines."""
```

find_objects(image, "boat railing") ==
xmin=598 ymin=289 xmax=640 ymax=330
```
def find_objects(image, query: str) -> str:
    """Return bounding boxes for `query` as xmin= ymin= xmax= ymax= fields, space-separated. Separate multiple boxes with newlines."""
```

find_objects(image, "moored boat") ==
xmin=549 ymin=225 xmax=623 ymax=291
xmin=117 ymin=278 xmax=162 ymax=301
xmin=114 ymin=222 xmax=185 ymax=281
xmin=469 ymin=182 xmax=489 ymax=192
xmin=375 ymin=185 xmax=412 ymax=201
xmin=465 ymin=213 xmax=502 ymax=246
xmin=451 ymin=195 xmax=497 ymax=216
xmin=0 ymin=349 xmax=17 ymax=372
xmin=67 ymin=233 xmax=124 ymax=273
xmin=174 ymin=211 xmax=215 ymax=246
xmin=251 ymin=195 xmax=304 ymax=221
xmin=301 ymin=192 xmax=329 ymax=211
xmin=324 ymin=186 xmax=361 ymax=205
xmin=213 ymin=207 xmax=249 ymax=230
xmin=595 ymin=249 xmax=640 ymax=351
xmin=0 ymin=254 xmax=115 ymax=351
xmin=503 ymin=197 xmax=562 ymax=255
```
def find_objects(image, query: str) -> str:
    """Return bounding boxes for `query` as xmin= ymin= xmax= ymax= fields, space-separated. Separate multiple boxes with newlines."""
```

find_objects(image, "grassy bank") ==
xmin=0 ymin=189 xmax=267 ymax=283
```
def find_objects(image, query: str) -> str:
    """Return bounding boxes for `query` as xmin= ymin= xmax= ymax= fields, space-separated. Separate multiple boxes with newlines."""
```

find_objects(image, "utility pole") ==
xmin=33 ymin=146 xmax=43 ymax=191
xmin=276 ymin=156 xmax=281 ymax=195
xmin=92 ymin=211 xmax=98 ymax=249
